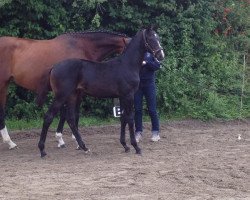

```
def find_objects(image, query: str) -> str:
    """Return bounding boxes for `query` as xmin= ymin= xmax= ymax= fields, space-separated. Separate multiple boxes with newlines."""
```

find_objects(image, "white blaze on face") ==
xmin=1 ymin=126 xmax=17 ymax=149
xmin=155 ymin=41 xmax=165 ymax=59
xmin=154 ymin=33 xmax=165 ymax=59
xmin=158 ymin=45 xmax=165 ymax=58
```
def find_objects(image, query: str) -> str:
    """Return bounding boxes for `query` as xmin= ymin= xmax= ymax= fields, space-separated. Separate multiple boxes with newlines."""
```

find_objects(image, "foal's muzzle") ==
xmin=145 ymin=45 xmax=165 ymax=62
xmin=155 ymin=49 xmax=165 ymax=62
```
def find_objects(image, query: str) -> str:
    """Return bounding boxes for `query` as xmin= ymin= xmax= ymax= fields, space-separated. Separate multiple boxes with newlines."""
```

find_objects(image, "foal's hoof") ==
xmin=9 ymin=145 xmax=18 ymax=150
xmin=77 ymin=146 xmax=90 ymax=153
xmin=59 ymin=144 xmax=66 ymax=148
xmin=76 ymin=146 xmax=80 ymax=150
xmin=125 ymin=146 xmax=130 ymax=153
xmin=9 ymin=142 xmax=18 ymax=150
xmin=84 ymin=148 xmax=90 ymax=154
xmin=136 ymin=148 xmax=142 ymax=155
xmin=40 ymin=151 xmax=47 ymax=158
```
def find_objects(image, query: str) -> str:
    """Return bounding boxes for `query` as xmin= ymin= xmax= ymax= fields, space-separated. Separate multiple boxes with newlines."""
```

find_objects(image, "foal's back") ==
xmin=50 ymin=57 xmax=138 ymax=99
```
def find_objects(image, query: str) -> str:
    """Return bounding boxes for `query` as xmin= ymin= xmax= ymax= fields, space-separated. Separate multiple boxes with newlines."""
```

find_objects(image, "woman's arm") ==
xmin=143 ymin=52 xmax=161 ymax=71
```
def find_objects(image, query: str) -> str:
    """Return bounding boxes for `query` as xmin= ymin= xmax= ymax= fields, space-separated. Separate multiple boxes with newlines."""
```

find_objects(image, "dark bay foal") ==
xmin=37 ymin=26 xmax=165 ymax=157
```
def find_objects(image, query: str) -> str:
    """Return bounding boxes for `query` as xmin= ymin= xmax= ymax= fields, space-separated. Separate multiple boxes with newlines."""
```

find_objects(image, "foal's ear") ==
xmin=146 ymin=25 xmax=159 ymax=31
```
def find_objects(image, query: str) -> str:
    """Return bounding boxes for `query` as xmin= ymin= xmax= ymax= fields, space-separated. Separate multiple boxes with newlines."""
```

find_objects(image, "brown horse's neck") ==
xmin=61 ymin=32 xmax=129 ymax=62
xmin=91 ymin=36 xmax=127 ymax=61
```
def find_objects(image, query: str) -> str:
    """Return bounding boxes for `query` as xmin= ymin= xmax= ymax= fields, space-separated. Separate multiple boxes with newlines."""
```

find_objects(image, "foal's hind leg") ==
xmin=0 ymin=83 xmax=17 ymax=149
xmin=55 ymin=105 xmax=67 ymax=148
xmin=55 ymin=91 xmax=83 ymax=148
xmin=65 ymin=93 xmax=89 ymax=152
xmin=38 ymin=99 xmax=64 ymax=157
xmin=68 ymin=91 xmax=84 ymax=149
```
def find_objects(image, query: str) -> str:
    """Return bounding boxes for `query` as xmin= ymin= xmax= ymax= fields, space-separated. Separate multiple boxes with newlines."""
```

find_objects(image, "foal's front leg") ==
xmin=126 ymin=104 xmax=141 ymax=154
xmin=119 ymin=97 xmax=141 ymax=154
xmin=120 ymin=115 xmax=130 ymax=153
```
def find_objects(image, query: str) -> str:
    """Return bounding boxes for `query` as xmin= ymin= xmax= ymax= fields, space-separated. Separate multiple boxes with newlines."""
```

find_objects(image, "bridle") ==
xmin=142 ymin=29 xmax=163 ymax=57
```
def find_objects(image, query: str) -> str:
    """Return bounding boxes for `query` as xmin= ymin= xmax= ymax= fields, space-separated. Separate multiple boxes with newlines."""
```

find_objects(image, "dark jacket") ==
xmin=139 ymin=52 xmax=161 ymax=86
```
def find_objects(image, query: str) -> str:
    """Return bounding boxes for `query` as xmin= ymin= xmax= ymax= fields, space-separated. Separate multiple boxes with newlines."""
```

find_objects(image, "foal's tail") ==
xmin=35 ymin=69 xmax=52 ymax=107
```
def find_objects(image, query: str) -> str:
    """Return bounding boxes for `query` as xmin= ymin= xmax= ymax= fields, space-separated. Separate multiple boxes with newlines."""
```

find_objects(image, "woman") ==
xmin=134 ymin=51 xmax=161 ymax=142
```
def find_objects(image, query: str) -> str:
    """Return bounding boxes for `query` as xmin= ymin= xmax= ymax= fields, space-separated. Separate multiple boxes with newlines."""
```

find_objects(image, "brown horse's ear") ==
xmin=123 ymin=37 xmax=132 ymax=45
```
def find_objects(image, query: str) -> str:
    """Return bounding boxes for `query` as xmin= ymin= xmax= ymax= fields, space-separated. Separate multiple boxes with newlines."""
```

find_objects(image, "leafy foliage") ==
xmin=0 ymin=0 xmax=249 ymax=120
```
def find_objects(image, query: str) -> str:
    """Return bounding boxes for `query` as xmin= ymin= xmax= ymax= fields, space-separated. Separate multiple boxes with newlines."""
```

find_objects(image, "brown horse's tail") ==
xmin=35 ymin=69 xmax=52 ymax=107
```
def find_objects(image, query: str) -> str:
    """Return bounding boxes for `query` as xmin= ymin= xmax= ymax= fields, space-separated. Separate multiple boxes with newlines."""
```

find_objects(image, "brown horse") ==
xmin=0 ymin=31 xmax=130 ymax=149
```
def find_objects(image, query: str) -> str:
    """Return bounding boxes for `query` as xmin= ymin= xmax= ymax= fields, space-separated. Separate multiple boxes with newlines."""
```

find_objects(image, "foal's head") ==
xmin=143 ymin=26 xmax=165 ymax=62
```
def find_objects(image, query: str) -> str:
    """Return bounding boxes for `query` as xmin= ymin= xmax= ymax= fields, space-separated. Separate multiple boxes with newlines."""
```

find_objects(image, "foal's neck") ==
xmin=121 ymin=31 xmax=146 ymax=70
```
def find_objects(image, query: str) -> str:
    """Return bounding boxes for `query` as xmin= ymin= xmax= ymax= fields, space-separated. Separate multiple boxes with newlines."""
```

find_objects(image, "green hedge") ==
xmin=0 ymin=0 xmax=249 ymax=120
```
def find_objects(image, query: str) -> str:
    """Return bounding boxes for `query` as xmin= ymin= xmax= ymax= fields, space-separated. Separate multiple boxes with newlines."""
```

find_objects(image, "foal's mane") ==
xmin=57 ymin=30 xmax=128 ymax=39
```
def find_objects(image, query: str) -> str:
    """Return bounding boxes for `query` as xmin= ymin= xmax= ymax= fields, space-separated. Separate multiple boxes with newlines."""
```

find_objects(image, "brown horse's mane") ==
xmin=58 ymin=30 xmax=128 ymax=39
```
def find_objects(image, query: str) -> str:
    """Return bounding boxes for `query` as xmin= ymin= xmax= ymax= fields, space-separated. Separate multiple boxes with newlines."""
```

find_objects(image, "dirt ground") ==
xmin=0 ymin=119 xmax=249 ymax=200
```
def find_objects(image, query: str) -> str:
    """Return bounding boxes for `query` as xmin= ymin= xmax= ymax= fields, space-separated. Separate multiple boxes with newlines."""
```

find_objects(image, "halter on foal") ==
xmin=37 ymin=26 xmax=165 ymax=157
xmin=0 ymin=31 xmax=130 ymax=149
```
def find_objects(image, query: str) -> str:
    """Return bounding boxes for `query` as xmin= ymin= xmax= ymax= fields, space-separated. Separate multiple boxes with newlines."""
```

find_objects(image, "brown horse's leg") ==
xmin=65 ymin=93 xmax=88 ymax=152
xmin=0 ymin=83 xmax=17 ymax=149
xmin=38 ymin=99 xmax=64 ymax=157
